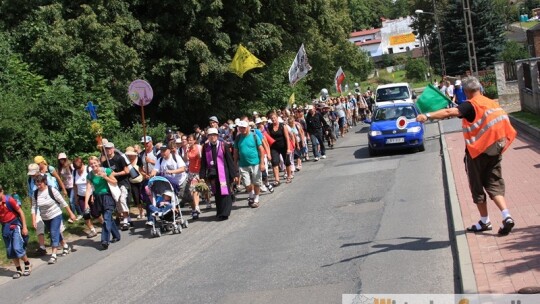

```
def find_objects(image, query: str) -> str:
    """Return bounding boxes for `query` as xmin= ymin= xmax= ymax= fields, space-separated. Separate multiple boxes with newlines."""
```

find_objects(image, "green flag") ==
xmin=416 ymin=84 xmax=450 ymax=114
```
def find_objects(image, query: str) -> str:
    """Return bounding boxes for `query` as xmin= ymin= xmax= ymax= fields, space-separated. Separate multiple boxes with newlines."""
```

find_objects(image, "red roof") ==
xmin=355 ymin=39 xmax=381 ymax=46
xmin=350 ymin=28 xmax=381 ymax=38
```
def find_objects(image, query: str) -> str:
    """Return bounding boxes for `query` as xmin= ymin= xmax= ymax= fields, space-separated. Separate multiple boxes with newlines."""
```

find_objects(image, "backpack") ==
xmin=234 ymin=132 xmax=259 ymax=149
xmin=33 ymin=186 xmax=62 ymax=206
xmin=3 ymin=195 xmax=21 ymax=214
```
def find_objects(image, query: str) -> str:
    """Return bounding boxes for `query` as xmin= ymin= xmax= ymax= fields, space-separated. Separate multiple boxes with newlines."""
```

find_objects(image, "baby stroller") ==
xmin=147 ymin=176 xmax=188 ymax=237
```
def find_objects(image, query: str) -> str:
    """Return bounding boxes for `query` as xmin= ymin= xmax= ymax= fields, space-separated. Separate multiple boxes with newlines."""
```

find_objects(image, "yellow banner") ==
xmin=389 ymin=33 xmax=415 ymax=46
xmin=229 ymin=44 xmax=265 ymax=78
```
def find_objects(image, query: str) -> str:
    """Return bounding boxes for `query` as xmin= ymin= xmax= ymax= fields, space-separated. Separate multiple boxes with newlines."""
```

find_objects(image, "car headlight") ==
xmin=369 ymin=130 xmax=382 ymax=136
xmin=407 ymin=126 xmax=422 ymax=133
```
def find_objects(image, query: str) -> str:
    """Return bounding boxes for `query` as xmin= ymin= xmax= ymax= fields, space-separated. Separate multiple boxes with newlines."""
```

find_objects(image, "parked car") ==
xmin=365 ymin=101 xmax=425 ymax=156
xmin=375 ymin=82 xmax=417 ymax=105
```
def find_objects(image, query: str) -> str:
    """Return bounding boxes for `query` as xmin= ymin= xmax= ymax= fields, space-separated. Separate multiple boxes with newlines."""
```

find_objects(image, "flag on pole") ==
xmin=229 ymin=44 xmax=265 ymax=77
xmin=415 ymin=84 xmax=451 ymax=113
xmin=288 ymin=92 xmax=295 ymax=108
xmin=288 ymin=44 xmax=312 ymax=85
xmin=335 ymin=67 xmax=345 ymax=94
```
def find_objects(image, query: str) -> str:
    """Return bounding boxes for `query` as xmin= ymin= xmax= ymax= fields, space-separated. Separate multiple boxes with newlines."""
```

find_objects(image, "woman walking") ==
xmin=267 ymin=112 xmax=292 ymax=185
xmin=57 ymin=153 xmax=82 ymax=222
xmin=84 ymin=156 xmax=121 ymax=250
xmin=72 ymin=157 xmax=101 ymax=238
xmin=31 ymin=175 xmax=76 ymax=264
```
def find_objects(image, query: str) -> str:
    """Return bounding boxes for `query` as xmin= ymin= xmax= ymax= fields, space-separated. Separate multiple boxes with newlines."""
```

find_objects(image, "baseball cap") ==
xmin=236 ymin=121 xmax=248 ymax=128
xmin=455 ymin=80 xmax=462 ymax=86
xmin=27 ymin=163 xmax=39 ymax=175
xmin=104 ymin=142 xmax=115 ymax=149
xmin=140 ymin=136 xmax=152 ymax=143
xmin=34 ymin=156 xmax=47 ymax=165
xmin=159 ymin=144 xmax=169 ymax=151
xmin=207 ymin=128 xmax=219 ymax=135
xmin=209 ymin=116 xmax=219 ymax=123
xmin=255 ymin=118 xmax=263 ymax=124
xmin=57 ymin=152 xmax=67 ymax=159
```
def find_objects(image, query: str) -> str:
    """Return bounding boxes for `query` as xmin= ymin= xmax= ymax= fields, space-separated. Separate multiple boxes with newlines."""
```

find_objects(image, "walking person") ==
xmin=31 ymin=175 xmax=76 ymax=264
xmin=125 ymin=147 xmax=145 ymax=219
xmin=416 ymin=76 xmax=517 ymax=235
xmin=1 ymin=185 xmax=31 ymax=278
xmin=186 ymin=134 xmax=204 ymax=219
xmin=305 ymin=106 xmax=328 ymax=161
xmin=57 ymin=153 xmax=82 ymax=223
xmin=84 ymin=156 xmax=121 ymax=249
xmin=233 ymin=121 xmax=265 ymax=208
xmin=72 ymin=157 xmax=101 ymax=238
xmin=200 ymin=128 xmax=237 ymax=221
xmin=267 ymin=111 xmax=293 ymax=185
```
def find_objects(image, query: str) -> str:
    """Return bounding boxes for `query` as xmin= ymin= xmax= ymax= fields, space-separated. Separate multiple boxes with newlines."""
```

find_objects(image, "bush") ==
xmin=375 ymin=77 xmax=394 ymax=84
xmin=405 ymin=58 xmax=428 ymax=82
xmin=484 ymin=85 xmax=498 ymax=99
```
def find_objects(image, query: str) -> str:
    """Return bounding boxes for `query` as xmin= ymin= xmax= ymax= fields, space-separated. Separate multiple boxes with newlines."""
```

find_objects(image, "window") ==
xmin=388 ymin=48 xmax=393 ymax=54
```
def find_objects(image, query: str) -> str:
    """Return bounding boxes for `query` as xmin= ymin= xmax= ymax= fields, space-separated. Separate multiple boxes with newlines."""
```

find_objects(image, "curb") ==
xmin=438 ymin=121 xmax=478 ymax=294
xmin=509 ymin=116 xmax=540 ymax=142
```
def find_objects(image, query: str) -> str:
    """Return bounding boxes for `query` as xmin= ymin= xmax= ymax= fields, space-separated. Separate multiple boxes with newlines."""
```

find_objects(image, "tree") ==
xmin=499 ymin=41 xmax=530 ymax=62
xmin=405 ymin=58 xmax=428 ymax=81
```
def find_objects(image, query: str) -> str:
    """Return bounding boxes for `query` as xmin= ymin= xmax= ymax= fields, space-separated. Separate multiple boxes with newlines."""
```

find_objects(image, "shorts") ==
xmin=338 ymin=117 xmax=346 ymax=128
xmin=239 ymin=165 xmax=262 ymax=187
xmin=465 ymin=151 xmax=505 ymax=203
xmin=116 ymin=185 xmax=130 ymax=213
xmin=188 ymin=173 xmax=200 ymax=192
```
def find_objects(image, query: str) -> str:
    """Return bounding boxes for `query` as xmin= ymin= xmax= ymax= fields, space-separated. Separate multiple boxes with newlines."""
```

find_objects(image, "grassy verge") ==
xmin=0 ymin=198 xmax=90 ymax=266
xmin=361 ymin=68 xmax=431 ymax=91
xmin=510 ymin=111 xmax=540 ymax=129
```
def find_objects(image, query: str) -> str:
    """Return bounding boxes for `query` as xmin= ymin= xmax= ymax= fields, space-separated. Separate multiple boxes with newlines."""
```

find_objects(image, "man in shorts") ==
xmin=416 ymin=76 xmax=517 ymax=236
xmin=233 ymin=120 xmax=265 ymax=208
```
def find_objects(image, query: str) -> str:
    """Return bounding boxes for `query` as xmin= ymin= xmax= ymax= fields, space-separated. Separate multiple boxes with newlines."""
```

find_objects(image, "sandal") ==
xmin=286 ymin=178 xmax=292 ymax=184
xmin=13 ymin=271 xmax=22 ymax=279
xmin=498 ymin=217 xmax=515 ymax=236
xmin=249 ymin=202 xmax=259 ymax=208
xmin=466 ymin=220 xmax=492 ymax=232
xmin=23 ymin=264 xmax=32 ymax=276
xmin=272 ymin=181 xmax=280 ymax=187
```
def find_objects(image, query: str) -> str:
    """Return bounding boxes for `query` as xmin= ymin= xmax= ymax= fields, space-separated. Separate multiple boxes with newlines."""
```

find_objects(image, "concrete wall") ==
xmin=494 ymin=61 xmax=520 ymax=104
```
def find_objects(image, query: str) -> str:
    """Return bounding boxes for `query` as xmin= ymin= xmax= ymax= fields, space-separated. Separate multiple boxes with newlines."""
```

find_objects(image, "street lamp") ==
xmin=415 ymin=8 xmax=446 ymax=76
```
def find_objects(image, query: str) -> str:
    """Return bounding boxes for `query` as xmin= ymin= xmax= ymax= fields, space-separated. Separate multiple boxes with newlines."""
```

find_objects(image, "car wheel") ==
xmin=368 ymin=146 xmax=377 ymax=156
xmin=418 ymin=143 xmax=425 ymax=152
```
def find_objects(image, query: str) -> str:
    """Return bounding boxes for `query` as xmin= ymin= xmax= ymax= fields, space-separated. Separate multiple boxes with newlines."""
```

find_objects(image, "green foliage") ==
xmin=499 ymin=41 xmax=530 ymax=62
xmin=483 ymin=85 xmax=498 ymax=99
xmin=405 ymin=58 xmax=428 ymax=81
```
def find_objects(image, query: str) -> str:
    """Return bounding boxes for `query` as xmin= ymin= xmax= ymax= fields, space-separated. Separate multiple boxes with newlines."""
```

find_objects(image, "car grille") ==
xmin=381 ymin=129 xmax=407 ymax=135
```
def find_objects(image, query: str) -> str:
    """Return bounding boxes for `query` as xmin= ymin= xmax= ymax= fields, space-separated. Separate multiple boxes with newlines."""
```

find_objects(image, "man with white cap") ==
xmin=102 ymin=141 xmax=132 ymax=230
xmin=233 ymin=120 xmax=265 ymax=208
xmin=454 ymin=79 xmax=466 ymax=105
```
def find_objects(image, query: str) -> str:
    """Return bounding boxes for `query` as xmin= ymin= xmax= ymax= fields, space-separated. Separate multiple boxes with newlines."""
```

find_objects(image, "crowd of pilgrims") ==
xmin=0 ymin=91 xmax=375 ymax=278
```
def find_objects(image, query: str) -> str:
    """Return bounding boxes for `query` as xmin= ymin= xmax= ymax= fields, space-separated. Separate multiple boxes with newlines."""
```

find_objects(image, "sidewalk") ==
xmin=445 ymin=127 xmax=540 ymax=293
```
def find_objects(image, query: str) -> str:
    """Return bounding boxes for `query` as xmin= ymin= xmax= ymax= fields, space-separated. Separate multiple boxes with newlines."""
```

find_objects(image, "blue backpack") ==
xmin=2 ymin=194 xmax=22 ymax=215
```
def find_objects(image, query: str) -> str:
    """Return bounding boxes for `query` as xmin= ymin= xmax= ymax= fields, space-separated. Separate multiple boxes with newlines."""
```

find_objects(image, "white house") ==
xmin=350 ymin=16 xmax=421 ymax=58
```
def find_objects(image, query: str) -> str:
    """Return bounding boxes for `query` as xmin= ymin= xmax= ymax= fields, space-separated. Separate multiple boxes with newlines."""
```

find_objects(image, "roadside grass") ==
xmin=361 ymin=68 xmax=431 ymax=91
xmin=513 ymin=20 xmax=540 ymax=29
xmin=510 ymin=111 xmax=540 ymax=129
xmin=0 ymin=198 xmax=89 ymax=266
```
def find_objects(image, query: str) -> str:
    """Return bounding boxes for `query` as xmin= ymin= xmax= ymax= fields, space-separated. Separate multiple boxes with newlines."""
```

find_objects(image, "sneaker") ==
xmin=145 ymin=221 xmax=154 ymax=227
xmin=249 ymin=202 xmax=260 ymax=208
xmin=191 ymin=210 xmax=199 ymax=220
xmin=62 ymin=246 xmax=71 ymax=256
xmin=87 ymin=230 xmax=98 ymax=238
xmin=314 ymin=157 xmax=320 ymax=162
xmin=67 ymin=218 xmax=74 ymax=224
xmin=498 ymin=217 xmax=515 ymax=236
xmin=321 ymin=155 xmax=327 ymax=159
xmin=205 ymin=200 xmax=212 ymax=210
xmin=76 ymin=215 xmax=83 ymax=221
xmin=466 ymin=220 xmax=492 ymax=232
xmin=260 ymin=184 xmax=268 ymax=192
xmin=120 ymin=223 xmax=130 ymax=231
xmin=111 ymin=238 xmax=120 ymax=243
xmin=35 ymin=247 xmax=47 ymax=256
xmin=47 ymin=256 xmax=57 ymax=264
xmin=101 ymin=243 xmax=109 ymax=250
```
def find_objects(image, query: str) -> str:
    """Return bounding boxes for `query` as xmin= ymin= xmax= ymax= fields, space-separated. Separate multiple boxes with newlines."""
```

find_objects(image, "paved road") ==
xmin=0 ymin=122 xmax=457 ymax=303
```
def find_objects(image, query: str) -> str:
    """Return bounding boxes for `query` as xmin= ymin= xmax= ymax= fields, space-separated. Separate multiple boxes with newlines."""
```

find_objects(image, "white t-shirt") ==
xmin=157 ymin=155 xmax=187 ymax=185
xmin=74 ymin=166 xmax=88 ymax=197
xmin=446 ymin=85 xmax=455 ymax=97
xmin=60 ymin=165 xmax=74 ymax=188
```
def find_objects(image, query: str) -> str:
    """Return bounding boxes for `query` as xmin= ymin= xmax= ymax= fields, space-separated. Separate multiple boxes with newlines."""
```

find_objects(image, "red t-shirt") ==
xmin=0 ymin=195 xmax=19 ymax=224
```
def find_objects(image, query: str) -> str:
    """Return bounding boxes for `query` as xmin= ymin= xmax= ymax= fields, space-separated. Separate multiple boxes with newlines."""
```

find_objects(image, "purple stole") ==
xmin=205 ymin=141 xmax=230 ymax=195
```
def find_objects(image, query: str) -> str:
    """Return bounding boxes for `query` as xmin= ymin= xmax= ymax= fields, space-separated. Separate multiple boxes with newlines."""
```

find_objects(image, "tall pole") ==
xmin=432 ymin=0 xmax=446 ymax=76
xmin=463 ymin=0 xmax=478 ymax=76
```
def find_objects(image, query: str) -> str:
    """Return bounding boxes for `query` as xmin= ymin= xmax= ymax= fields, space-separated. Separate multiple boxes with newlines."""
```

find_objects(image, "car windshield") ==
xmin=376 ymin=86 xmax=410 ymax=102
xmin=373 ymin=106 xmax=417 ymax=121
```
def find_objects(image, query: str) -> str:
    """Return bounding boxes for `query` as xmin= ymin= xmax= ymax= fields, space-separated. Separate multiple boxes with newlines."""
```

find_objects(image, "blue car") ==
xmin=365 ymin=101 xmax=425 ymax=156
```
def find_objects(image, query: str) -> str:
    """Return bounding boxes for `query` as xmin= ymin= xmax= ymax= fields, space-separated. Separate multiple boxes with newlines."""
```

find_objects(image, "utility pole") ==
xmin=463 ymin=0 xmax=478 ymax=75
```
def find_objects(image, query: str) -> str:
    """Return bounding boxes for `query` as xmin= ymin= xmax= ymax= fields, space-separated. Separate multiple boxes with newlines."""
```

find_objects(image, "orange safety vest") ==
xmin=462 ymin=94 xmax=517 ymax=159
